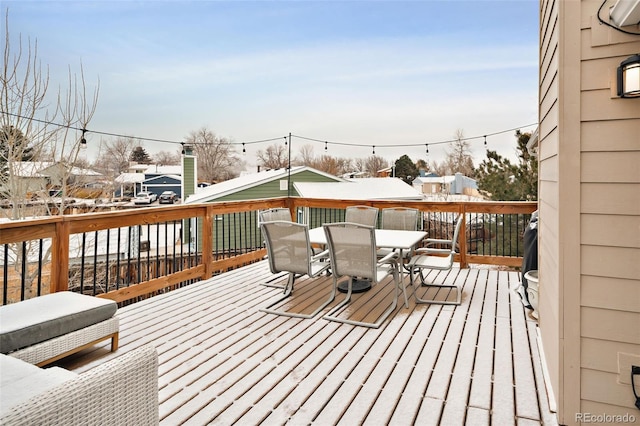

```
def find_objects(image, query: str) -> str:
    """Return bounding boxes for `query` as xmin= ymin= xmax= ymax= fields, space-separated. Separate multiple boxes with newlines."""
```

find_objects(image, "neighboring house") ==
xmin=114 ymin=163 xmax=187 ymax=198
xmin=184 ymin=166 xmax=344 ymax=252
xmin=142 ymin=174 xmax=182 ymax=198
xmin=7 ymin=161 xmax=103 ymax=196
xmin=538 ymin=1 xmax=639 ymax=423
xmin=412 ymin=173 xmax=480 ymax=199
xmin=294 ymin=177 xmax=423 ymax=201
xmin=294 ymin=177 xmax=424 ymax=227
xmin=185 ymin=166 xmax=343 ymax=204
xmin=377 ymin=167 xmax=393 ymax=177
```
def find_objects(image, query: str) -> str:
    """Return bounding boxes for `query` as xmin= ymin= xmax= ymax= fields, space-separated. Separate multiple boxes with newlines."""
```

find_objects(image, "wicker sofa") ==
xmin=0 ymin=344 xmax=159 ymax=425
xmin=0 ymin=292 xmax=119 ymax=366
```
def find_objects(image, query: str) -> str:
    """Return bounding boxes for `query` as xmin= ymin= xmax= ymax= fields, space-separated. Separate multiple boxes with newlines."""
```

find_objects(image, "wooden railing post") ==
xmin=458 ymin=204 xmax=468 ymax=269
xmin=202 ymin=205 xmax=214 ymax=279
xmin=51 ymin=220 xmax=70 ymax=293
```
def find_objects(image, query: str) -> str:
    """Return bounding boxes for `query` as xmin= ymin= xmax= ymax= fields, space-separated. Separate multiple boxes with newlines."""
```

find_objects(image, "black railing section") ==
xmin=1 ymin=200 xmax=536 ymax=305
xmin=2 ymin=238 xmax=49 ymax=303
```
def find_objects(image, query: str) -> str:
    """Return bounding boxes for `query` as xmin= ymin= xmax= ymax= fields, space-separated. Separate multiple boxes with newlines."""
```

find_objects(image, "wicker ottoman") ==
xmin=0 ymin=292 xmax=119 ymax=366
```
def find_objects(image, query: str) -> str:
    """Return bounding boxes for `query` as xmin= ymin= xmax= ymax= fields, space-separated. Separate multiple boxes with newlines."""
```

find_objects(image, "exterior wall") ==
xmin=202 ymin=170 xmax=341 ymax=252
xmin=539 ymin=0 xmax=640 ymax=423
xmin=214 ymin=170 xmax=339 ymax=202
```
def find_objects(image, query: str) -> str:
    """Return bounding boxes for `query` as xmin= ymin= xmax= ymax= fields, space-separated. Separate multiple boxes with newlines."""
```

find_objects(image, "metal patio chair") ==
xmin=378 ymin=207 xmax=420 ymax=261
xmin=260 ymin=221 xmax=334 ymax=318
xmin=259 ymin=208 xmax=292 ymax=223
xmin=322 ymin=222 xmax=405 ymax=328
xmin=407 ymin=213 xmax=464 ymax=305
xmin=345 ymin=205 xmax=379 ymax=227
xmin=259 ymin=208 xmax=294 ymax=288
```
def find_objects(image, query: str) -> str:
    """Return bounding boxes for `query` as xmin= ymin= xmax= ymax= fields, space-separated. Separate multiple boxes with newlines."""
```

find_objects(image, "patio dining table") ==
xmin=308 ymin=227 xmax=427 ymax=292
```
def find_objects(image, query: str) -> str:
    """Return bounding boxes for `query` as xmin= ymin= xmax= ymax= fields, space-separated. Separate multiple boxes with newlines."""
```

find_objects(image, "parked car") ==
xmin=133 ymin=191 xmax=154 ymax=205
xmin=159 ymin=191 xmax=177 ymax=204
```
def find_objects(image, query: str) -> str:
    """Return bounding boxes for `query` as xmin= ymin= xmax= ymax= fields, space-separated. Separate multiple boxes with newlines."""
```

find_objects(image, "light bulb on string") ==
xmin=80 ymin=129 xmax=87 ymax=149
xmin=484 ymin=135 xmax=487 ymax=147
xmin=425 ymin=144 xmax=429 ymax=156
xmin=284 ymin=136 xmax=287 ymax=146
xmin=242 ymin=143 xmax=246 ymax=155
xmin=324 ymin=141 xmax=328 ymax=152
xmin=372 ymin=145 xmax=376 ymax=155
xmin=181 ymin=142 xmax=185 ymax=155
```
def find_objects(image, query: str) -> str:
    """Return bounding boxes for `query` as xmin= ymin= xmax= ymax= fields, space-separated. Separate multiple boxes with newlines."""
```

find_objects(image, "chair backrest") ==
xmin=323 ymin=223 xmax=379 ymax=282
xmin=450 ymin=213 xmax=465 ymax=253
xmin=344 ymin=205 xmax=378 ymax=227
xmin=381 ymin=207 xmax=419 ymax=231
xmin=259 ymin=208 xmax=291 ymax=223
xmin=261 ymin=221 xmax=312 ymax=276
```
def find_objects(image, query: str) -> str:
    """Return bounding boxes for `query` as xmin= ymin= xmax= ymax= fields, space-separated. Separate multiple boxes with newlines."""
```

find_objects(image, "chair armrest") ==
xmin=415 ymin=247 xmax=453 ymax=255
xmin=1 ymin=345 xmax=159 ymax=426
xmin=378 ymin=251 xmax=399 ymax=266
xmin=311 ymin=249 xmax=330 ymax=261
xmin=424 ymin=238 xmax=454 ymax=246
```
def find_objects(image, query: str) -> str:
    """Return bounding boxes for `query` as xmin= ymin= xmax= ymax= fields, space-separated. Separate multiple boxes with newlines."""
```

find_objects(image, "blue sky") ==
xmin=4 ymin=0 xmax=539 ymax=168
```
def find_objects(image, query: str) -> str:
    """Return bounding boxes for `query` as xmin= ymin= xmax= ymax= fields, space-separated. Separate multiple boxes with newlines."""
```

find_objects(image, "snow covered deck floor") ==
xmin=59 ymin=260 xmax=558 ymax=425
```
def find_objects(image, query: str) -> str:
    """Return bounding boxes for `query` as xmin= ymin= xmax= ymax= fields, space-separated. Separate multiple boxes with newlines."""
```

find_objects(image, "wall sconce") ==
xmin=617 ymin=54 xmax=640 ymax=98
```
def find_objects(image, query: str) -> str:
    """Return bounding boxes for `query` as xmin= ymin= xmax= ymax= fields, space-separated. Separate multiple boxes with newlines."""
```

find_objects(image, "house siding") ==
xmin=194 ymin=170 xmax=341 ymax=252
xmin=539 ymin=0 xmax=640 ymax=423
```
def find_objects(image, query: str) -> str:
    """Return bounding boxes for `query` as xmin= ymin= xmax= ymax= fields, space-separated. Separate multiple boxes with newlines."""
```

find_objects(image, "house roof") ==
xmin=413 ymin=175 xmax=456 ymax=184
xmin=12 ymin=161 xmax=102 ymax=178
xmin=115 ymin=173 xmax=146 ymax=184
xmin=185 ymin=166 xmax=343 ymax=204
xmin=144 ymin=165 xmax=182 ymax=175
xmin=294 ymin=178 xmax=424 ymax=200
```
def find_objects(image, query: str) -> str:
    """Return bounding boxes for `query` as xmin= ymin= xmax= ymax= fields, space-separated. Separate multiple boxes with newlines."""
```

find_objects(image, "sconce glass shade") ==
xmin=617 ymin=54 xmax=640 ymax=98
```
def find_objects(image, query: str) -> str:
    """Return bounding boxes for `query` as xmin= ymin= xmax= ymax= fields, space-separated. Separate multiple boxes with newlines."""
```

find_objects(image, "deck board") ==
xmin=57 ymin=260 xmax=558 ymax=425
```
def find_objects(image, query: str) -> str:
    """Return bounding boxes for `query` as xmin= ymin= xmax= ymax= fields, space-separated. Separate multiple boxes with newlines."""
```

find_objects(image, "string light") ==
xmin=4 ymin=112 xmax=536 ymax=155
xmin=324 ymin=141 xmax=328 ymax=152
xmin=372 ymin=145 xmax=376 ymax=155
xmin=80 ymin=129 xmax=87 ymax=149
xmin=425 ymin=144 xmax=429 ymax=155
xmin=242 ymin=143 xmax=246 ymax=154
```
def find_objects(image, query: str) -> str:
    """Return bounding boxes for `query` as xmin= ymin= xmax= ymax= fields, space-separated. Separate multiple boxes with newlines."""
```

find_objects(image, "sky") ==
xmin=3 ymin=0 xmax=539 ymax=170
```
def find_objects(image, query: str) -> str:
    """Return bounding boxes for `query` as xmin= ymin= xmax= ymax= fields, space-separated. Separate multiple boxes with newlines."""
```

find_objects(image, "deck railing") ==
xmin=0 ymin=198 xmax=537 ymax=306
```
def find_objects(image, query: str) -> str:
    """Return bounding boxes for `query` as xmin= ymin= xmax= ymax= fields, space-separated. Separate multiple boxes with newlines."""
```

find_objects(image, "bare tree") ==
xmin=93 ymin=136 xmax=137 ymax=178
xmin=1 ymin=10 xmax=98 ymax=218
xmin=295 ymin=144 xmax=316 ymax=167
xmin=186 ymin=127 xmax=242 ymax=182
xmin=364 ymin=155 xmax=389 ymax=177
xmin=256 ymin=143 xmax=289 ymax=170
xmin=1 ymin=10 xmax=99 ymax=297
xmin=154 ymin=150 xmax=181 ymax=166
xmin=443 ymin=129 xmax=475 ymax=177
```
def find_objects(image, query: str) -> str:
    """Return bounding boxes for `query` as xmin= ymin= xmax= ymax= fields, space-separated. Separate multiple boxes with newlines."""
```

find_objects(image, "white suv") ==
xmin=133 ymin=191 xmax=154 ymax=205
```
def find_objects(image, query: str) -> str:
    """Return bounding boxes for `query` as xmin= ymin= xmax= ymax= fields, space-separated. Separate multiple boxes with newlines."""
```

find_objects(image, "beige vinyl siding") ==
xmin=538 ymin=0 xmax=564 ymax=417
xmin=578 ymin=3 xmax=640 ymax=413
xmin=539 ymin=0 xmax=640 ymax=422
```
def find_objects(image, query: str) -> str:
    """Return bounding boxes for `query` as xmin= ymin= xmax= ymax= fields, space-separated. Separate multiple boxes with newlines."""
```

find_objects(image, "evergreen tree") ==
xmin=394 ymin=155 xmax=419 ymax=184
xmin=129 ymin=146 xmax=152 ymax=164
xmin=476 ymin=131 xmax=537 ymax=201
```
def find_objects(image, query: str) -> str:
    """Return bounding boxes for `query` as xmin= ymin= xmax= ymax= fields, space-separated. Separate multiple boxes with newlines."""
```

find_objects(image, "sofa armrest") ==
xmin=1 ymin=345 xmax=158 ymax=426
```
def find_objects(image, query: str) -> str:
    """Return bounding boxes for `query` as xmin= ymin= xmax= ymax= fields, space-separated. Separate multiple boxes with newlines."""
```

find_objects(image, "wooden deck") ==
xmin=58 ymin=260 xmax=558 ymax=425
